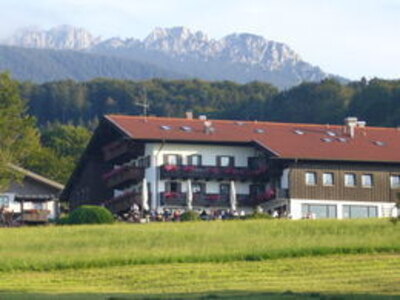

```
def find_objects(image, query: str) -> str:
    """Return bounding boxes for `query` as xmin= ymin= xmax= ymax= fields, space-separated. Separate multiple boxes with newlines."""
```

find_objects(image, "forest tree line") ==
xmin=20 ymin=77 xmax=400 ymax=128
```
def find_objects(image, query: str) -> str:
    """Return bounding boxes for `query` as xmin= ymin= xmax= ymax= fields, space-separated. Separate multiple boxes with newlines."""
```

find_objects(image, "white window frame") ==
xmin=322 ymin=173 xmax=334 ymax=186
xmin=390 ymin=175 xmax=400 ymax=189
xmin=344 ymin=173 xmax=356 ymax=187
xmin=305 ymin=172 xmax=317 ymax=186
xmin=361 ymin=174 xmax=373 ymax=188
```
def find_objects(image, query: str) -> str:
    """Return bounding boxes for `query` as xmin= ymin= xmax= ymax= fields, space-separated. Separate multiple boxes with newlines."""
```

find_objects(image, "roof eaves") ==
xmin=9 ymin=164 xmax=64 ymax=190
xmin=252 ymin=139 xmax=281 ymax=157
xmin=104 ymin=115 xmax=135 ymax=138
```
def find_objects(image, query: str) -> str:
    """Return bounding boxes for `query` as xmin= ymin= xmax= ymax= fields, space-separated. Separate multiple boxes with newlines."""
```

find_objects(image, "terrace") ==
xmin=160 ymin=189 xmax=277 ymax=207
xmin=105 ymin=191 xmax=143 ymax=213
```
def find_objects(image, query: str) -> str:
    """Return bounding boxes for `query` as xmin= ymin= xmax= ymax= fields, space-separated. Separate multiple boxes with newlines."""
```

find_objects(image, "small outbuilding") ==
xmin=0 ymin=165 xmax=64 ymax=224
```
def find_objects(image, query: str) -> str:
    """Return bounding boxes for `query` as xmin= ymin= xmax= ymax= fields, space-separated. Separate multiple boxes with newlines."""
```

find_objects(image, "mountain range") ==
xmin=1 ymin=25 xmax=342 ymax=88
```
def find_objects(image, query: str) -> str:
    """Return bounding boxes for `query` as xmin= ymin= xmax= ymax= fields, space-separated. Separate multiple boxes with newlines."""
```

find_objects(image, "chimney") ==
xmin=344 ymin=117 xmax=358 ymax=138
xmin=204 ymin=120 xmax=215 ymax=134
xmin=185 ymin=111 xmax=193 ymax=120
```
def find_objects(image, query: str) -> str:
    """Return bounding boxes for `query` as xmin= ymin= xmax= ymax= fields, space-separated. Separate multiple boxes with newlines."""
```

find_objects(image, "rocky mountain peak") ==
xmin=5 ymin=25 xmax=101 ymax=50
xmin=143 ymin=26 xmax=213 ymax=56
xmin=1 ymin=25 xmax=334 ymax=88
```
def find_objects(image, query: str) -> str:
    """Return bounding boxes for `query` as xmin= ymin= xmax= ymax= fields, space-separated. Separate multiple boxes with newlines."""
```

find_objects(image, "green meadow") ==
xmin=0 ymin=219 xmax=399 ymax=299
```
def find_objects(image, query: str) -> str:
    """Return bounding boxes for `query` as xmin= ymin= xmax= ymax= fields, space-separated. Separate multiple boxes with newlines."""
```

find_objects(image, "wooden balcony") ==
xmin=159 ymin=165 xmax=268 ymax=181
xmin=106 ymin=192 xmax=142 ymax=213
xmin=103 ymin=166 xmax=144 ymax=189
xmin=102 ymin=140 xmax=144 ymax=163
xmin=160 ymin=192 xmax=187 ymax=206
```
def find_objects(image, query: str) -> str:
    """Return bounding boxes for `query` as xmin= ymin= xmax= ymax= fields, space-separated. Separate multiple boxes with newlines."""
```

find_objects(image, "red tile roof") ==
xmin=105 ymin=115 xmax=400 ymax=163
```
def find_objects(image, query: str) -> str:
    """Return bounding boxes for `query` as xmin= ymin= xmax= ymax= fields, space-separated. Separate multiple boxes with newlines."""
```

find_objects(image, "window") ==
xmin=164 ymin=154 xmax=181 ymax=165
xmin=305 ymin=172 xmax=317 ymax=185
xmin=343 ymin=205 xmax=378 ymax=219
xmin=361 ymin=174 xmax=373 ymax=188
xmin=323 ymin=173 xmax=334 ymax=186
xmin=344 ymin=173 xmax=356 ymax=187
xmin=250 ymin=184 xmax=265 ymax=196
xmin=220 ymin=183 xmax=230 ymax=195
xmin=192 ymin=182 xmax=205 ymax=194
xmin=302 ymin=204 xmax=337 ymax=219
xmin=217 ymin=156 xmax=234 ymax=167
xmin=188 ymin=155 xmax=202 ymax=166
xmin=0 ymin=195 xmax=9 ymax=207
xmin=390 ymin=175 xmax=400 ymax=189
xmin=165 ymin=181 xmax=181 ymax=193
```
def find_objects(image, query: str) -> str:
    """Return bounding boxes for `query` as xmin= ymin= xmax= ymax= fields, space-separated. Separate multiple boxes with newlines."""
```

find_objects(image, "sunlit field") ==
xmin=0 ymin=219 xmax=399 ymax=299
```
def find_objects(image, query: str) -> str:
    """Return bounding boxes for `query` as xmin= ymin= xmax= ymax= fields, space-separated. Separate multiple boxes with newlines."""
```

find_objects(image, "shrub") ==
xmin=67 ymin=205 xmax=114 ymax=225
xmin=180 ymin=210 xmax=200 ymax=222
xmin=56 ymin=216 xmax=70 ymax=225
xmin=243 ymin=212 xmax=273 ymax=220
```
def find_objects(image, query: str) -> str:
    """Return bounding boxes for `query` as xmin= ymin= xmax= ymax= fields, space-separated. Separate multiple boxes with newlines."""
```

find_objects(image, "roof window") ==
xmin=254 ymin=128 xmax=265 ymax=134
xmin=326 ymin=131 xmax=337 ymax=137
xmin=160 ymin=125 xmax=172 ymax=131
xmin=321 ymin=138 xmax=333 ymax=143
xmin=338 ymin=137 xmax=348 ymax=143
xmin=294 ymin=129 xmax=305 ymax=135
xmin=180 ymin=126 xmax=192 ymax=132
xmin=374 ymin=141 xmax=387 ymax=147
xmin=235 ymin=121 xmax=245 ymax=126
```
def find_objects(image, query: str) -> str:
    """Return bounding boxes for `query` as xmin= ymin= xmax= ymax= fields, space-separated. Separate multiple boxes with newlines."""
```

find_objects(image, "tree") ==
xmin=24 ymin=123 xmax=91 ymax=184
xmin=0 ymin=72 xmax=41 ymax=190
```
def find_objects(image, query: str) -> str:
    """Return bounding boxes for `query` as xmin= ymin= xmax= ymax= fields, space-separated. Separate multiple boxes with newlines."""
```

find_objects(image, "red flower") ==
xmin=165 ymin=192 xmax=179 ymax=198
xmin=206 ymin=194 xmax=220 ymax=201
xmin=164 ymin=164 xmax=179 ymax=172
xmin=183 ymin=165 xmax=196 ymax=172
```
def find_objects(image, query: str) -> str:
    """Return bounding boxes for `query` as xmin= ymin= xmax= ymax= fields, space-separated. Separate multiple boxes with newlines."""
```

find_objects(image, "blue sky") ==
xmin=0 ymin=0 xmax=399 ymax=80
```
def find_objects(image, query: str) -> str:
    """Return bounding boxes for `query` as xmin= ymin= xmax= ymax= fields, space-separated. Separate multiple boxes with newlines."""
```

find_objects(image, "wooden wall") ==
xmin=289 ymin=161 xmax=400 ymax=202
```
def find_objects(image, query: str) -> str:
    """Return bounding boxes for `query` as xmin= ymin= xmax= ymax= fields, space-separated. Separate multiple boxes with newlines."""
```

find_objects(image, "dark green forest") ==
xmin=20 ymin=77 xmax=400 ymax=128
xmin=2 ymin=74 xmax=400 ymax=185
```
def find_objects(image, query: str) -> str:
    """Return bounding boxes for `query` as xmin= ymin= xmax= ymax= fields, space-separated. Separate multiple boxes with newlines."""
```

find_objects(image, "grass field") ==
xmin=0 ymin=219 xmax=399 ymax=299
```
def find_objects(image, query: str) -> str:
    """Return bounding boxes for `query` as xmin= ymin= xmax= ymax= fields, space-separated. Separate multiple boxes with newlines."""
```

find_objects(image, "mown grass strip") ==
xmin=0 ymin=219 xmax=399 ymax=272
xmin=0 ymin=254 xmax=399 ymax=297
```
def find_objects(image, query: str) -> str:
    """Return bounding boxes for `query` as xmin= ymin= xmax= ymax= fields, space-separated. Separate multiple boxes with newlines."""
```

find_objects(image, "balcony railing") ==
xmin=159 ymin=164 xmax=268 ymax=181
xmin=103 ymin=166 xmax=144 ymax=189
xmin=105 ymin=191 xmax=142 ymax=213
xmin=160 ymin=190 xmax=277 ymax=208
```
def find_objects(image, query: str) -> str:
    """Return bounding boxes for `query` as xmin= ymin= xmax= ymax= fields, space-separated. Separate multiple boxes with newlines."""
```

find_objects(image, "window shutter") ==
xmin=177 ymin=182 xmax=182 ymax=192
xmin=230 ymin=156 xmax=235 ymax=167
xmin=163 ymin=154 xmax=169 ymax=165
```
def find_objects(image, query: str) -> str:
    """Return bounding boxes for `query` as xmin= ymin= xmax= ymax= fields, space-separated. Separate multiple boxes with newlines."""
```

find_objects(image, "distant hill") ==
xmin=2 ymin=25 xmax=346 ymax=88
xmin=0 ymin=45 xmax=184 ymax=83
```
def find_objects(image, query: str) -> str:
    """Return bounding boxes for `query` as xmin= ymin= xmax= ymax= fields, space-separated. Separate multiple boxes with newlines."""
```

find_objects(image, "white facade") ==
xmin=111 ymin=142 xmax=262 ymax=210
xmin=0 ymin=193 xmax=58 ymax=219
xmin=289 ymin=198 xmax=397 ymax=220
xmin=145 ymin=142 xmax=259 ymax=209
xmin=108 ymin=141 xmax=399 ymax=219
xmin=262 ymin=197 xmax=398 ymax=220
